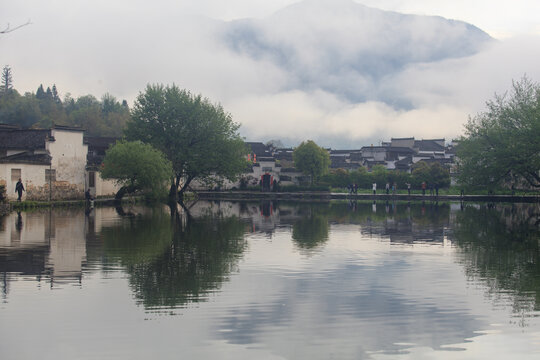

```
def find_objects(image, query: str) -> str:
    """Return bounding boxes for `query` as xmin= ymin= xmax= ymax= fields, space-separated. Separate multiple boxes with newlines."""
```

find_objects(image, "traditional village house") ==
xmin=84 ymin=136 xmax=122 ymax=198
xmin=0 ymin=125 xmax=88 ymax=201
xmin=245 ymin=142 xmax=281 ymax=190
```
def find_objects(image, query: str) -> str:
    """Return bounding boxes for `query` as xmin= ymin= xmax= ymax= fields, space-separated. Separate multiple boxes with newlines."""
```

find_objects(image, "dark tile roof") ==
xmin=395 ymin=156 xmax=413 ymax=166
xmin=246 ymin=142 xmax=271 ymax=156
xmin=330 ymin=157 xmax=348 ymax=168
xmin=84 ymin=136 xmax=120 ymax=150
xmin=275 ymin=152 xmax=293 ymax=161
xmin=52 ymin=125 xmax=85 ymax=132
xmin=0 ymin=124 xmax=21 ymax=130
xmin=330 ymin=149 xmax=355 ymax=155
xmin=361 ymin=146 xmax=387 ymax=151
xmin=0 ymin=129 xmax=51 ymax=150
xmin=0 ymin=151 xmax=51 ymax=165
xmin=415 ymin=140 xmax=445 ymax=152
xmin=281 ymin=167 xmax=298 ymax=173
xmin=418 ymin=158 xmax=453 ymax=165
xmin=387 ymin=147 xmax=416 ymax=154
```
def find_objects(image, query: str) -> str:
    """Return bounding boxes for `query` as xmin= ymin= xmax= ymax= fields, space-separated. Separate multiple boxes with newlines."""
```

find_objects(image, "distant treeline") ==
xmin=0 ymin=68 xmax=129 ymax=136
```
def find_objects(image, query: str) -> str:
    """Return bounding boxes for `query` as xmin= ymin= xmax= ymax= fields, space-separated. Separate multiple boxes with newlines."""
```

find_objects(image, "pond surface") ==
xmin=1 ymin=200 xmax=540 ymax=359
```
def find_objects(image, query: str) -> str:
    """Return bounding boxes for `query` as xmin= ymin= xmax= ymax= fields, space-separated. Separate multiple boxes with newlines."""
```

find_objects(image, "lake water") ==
xmin=1 ymin=200 xmax=540 ymax=359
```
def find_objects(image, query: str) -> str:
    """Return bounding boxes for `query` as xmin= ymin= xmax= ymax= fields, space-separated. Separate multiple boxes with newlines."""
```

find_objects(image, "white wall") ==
xmin=0 ymin=163 xmax=50 ymax=201
xmin=48 ymin=129 xmax=88 ymax=189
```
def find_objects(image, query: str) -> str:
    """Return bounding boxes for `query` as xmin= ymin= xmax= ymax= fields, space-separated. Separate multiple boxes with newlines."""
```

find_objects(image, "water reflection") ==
xmin=291 ymin=203 xmax=330 ymax=250
xmin=1 ymin=200 xmax=540 ymax=358
xmin=450 ymin=203 xmax=540 ymax=319
xmin=115 ymin=206 xmax=248 ymax=310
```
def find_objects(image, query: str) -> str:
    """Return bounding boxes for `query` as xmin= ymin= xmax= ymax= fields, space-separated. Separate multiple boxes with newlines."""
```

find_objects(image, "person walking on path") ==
xmin=372 ymin=182 xmax=377 ymax=195
xmin=406 ymin=183 xmax=411 ymax=196
xmin=392 ymin=182 xmax=396 ymax=196
xmin=385 ymin=182 xmax=390 ymax=195
xmin=15 ymin=178 xmax=25 ymax=201
xmin=421 ymin=181 xmax=426 ymax=196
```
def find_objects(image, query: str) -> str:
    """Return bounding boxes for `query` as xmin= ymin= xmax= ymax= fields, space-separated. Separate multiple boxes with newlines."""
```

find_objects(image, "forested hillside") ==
xmin=0 ymin=66 xmax=129 ymax=136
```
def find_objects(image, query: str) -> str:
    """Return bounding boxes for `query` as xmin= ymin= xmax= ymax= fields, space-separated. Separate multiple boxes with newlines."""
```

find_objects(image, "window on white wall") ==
xmin=45 ymin=169 xmax=56 ymax=182
xmin=11 ymin=168 xmax=21 ymax=182
xmin=88 ymin=171 xmax=95 ymax=187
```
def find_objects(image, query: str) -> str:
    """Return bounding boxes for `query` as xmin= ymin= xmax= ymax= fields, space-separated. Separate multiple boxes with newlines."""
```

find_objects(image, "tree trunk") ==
xmin=168 ymin=176 xmax=181 ymax=204
xmin=178 ymin=175 xmax=194 ymax=201
xmin=115 ymin=185 xmax=137 ymax=201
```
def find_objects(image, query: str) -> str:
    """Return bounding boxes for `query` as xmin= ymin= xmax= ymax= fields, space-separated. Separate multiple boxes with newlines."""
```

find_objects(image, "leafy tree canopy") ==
xmin=293 ymin=140 xmax=330 ymax=185
xmin=101 ymin=140 xmax=173 ymax=199
xmin=457 ymin=76 xmax=540 ymax=189
xmin=125 ymin=84 xmax=248 ymax=200
xmin=0 ymin=68 xmax=130 ymax=136
xmin=411 ymin=161 xmax=450 ymax=188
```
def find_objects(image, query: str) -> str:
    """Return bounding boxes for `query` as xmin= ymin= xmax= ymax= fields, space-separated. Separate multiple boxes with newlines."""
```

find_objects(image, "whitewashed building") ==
xmin=0 ymin=125 xmax=120 ymax=201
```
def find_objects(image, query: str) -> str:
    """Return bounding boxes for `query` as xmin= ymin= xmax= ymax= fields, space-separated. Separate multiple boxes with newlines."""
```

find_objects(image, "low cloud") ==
xmin=3 ymin=1 xmax=540 ymax=148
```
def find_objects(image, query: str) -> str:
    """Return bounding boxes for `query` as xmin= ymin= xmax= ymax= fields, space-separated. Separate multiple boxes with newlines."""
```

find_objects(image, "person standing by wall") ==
xmin=15 ymin=178 xmax=25 ymax=201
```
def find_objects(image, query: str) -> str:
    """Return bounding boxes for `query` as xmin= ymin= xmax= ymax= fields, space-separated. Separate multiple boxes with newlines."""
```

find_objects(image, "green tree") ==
xmin=101 ymin=140 xmax=173 ymax=199
xmin=411 ymin=161 xmax=450 ymax=188
xmin=1 ymin=65 xmax=13 ymax=95
xmin=125 ymin=84 xmax=248 ymax=201
xmin=370 ymin=164 xmax=388 ymax=188
xmin=458 ymin=76 xmax=540 ymax=189
xmin=293 ymin=140 xmax=330 ymax=185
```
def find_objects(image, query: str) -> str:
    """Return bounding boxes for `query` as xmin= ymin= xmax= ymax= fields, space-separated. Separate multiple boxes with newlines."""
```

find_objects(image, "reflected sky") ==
xmin=1 ymin=201 xmax=540 ymax=359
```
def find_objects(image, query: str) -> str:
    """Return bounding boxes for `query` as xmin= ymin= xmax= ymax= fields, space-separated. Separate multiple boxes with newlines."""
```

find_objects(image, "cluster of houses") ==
xmin=240 ymin=138 xmax=458 ymax=191
xmin=0 ymin=124 xmax=457 ymax=201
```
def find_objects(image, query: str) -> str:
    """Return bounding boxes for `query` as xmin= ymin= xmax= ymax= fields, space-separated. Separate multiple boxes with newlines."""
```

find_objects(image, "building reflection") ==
xmin=0 ymin=200 xmax=457 ymax=291
xmin=1 ymin=200 xmax=539 ymax=313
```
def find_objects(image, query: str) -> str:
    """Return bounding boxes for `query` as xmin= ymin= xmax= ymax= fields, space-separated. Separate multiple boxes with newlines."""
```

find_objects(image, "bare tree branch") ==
xmin=1 ymin=19 xmax=32 ymax=34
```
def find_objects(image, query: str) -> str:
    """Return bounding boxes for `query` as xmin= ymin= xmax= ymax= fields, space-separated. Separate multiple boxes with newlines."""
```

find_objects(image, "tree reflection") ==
xmin=102 ymin=208 xmax=173 ymax=265
xmin=291 ymin=203 xmax=330 ymax=251
xmin=451 ymin=204 xmax=540 ymax=316
xmin=101 ymin=206 xmax=248 ymax=310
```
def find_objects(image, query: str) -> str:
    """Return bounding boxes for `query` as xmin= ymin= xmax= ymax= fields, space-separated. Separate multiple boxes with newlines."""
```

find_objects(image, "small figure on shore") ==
xmin=372 ymin=182 xmax=377 ymax=195
xmin=435 ymin=184 xmax=439 ymax=197
xmin=354 ymin=183 xmax=358 ymax=194
xmin=392 ymin=182 xmax=396 ymax=195
xmin=85 ymin=189 xmax=94 ymax=201
xmin=460 ymin=188 xmax=464 ymax=198
xmin=385 ymin=182 xmax=390 ymax=195
xmin=406 ymin=182 xmax=411 ymax=196
xmin=15 ymin=178 xmax=25 ymax=201
xmin=421 ymin=181 xmax=426 ymax=196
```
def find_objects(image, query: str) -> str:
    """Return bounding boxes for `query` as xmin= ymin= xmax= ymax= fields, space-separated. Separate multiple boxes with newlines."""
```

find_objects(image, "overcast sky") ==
xmin=2 ymin=0 xmax=540 ymax=148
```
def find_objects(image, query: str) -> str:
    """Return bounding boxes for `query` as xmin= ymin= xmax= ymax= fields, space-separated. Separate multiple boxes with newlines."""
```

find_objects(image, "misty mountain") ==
xmin=221 ymin=0 xmax=493 ymax=106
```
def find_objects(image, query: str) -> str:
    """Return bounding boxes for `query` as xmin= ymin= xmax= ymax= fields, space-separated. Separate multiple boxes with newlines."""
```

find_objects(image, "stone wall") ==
xmin=26 ymin=181 xmax=84 ymax=201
